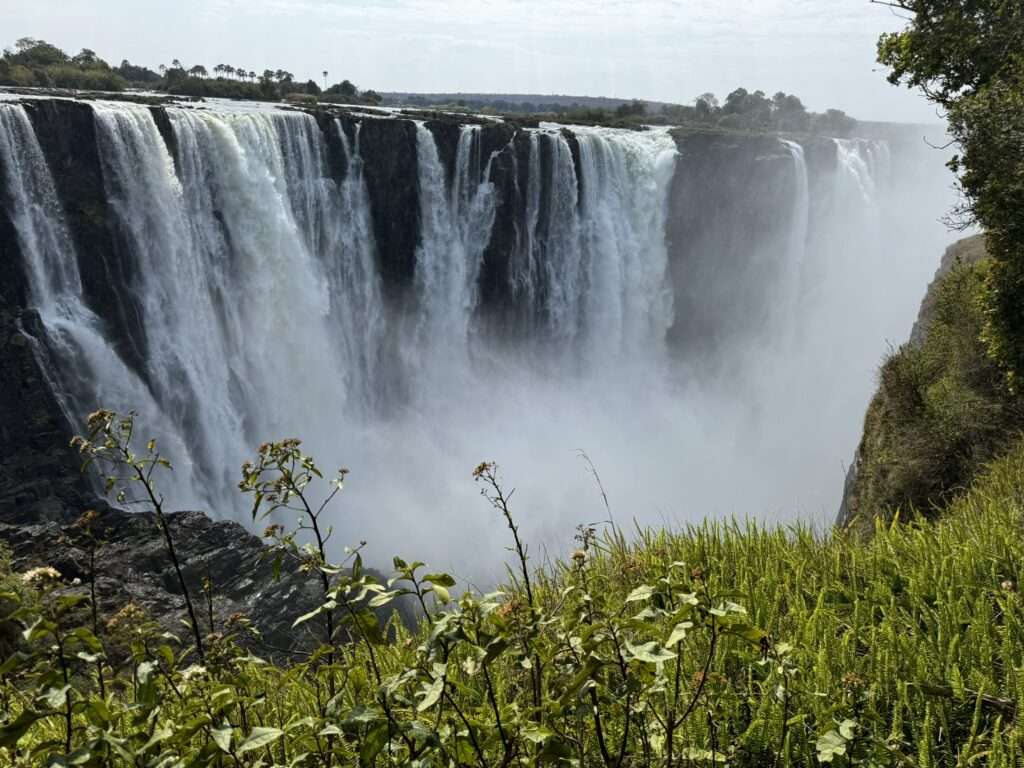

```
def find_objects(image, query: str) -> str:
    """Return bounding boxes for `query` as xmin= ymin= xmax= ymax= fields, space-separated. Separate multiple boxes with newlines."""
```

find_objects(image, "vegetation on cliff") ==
xmin=4 ymin=411 xmax=1024 ymax=766
xmin=877 ymin=0 xmax=1024 ymax=384
xmin=0 ymin=39 xmax=127 ymax=92
xmin=393 ymin=88 xmax=858 ymax=135
xmin=0 ymin=38 xmax=382 ymax=105
xmin=841 ymin=1 xmax=1024 ymax=528
xmin=843 ymin=237 xmax=1024 ymax=529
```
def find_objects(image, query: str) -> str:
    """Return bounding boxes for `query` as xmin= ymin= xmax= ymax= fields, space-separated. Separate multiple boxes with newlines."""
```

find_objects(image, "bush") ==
xmin=5 ymin=411 xmax=1024 ymax=765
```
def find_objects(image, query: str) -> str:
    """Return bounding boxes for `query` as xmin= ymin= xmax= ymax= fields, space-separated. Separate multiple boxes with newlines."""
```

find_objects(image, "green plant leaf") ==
xmin=625 ymin=641 xmax=677 ymax=664
xmin=211 ymin=725 xmax=232 ymax=753
xmin=816 ymin=730 xmax=848 ymax=763
xmin=424 ymin=572 xmax=456 ymax=587
xmin=625 ymin=585 xmax=655 ymax=602
xmin=417 ymin=676 xmax=444 ymax=711
xmin=360 ymin=722 xmax=389 ymax=763
xmin=237 ymin=726 xmax=283 ymax=754
xmin=666 ymin=621 xmax=693 ymax=647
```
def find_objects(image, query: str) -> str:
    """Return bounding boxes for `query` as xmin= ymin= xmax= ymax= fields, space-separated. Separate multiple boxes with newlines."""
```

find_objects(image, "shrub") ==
xmin=5 ymin=411 xmax=1024 ymax=764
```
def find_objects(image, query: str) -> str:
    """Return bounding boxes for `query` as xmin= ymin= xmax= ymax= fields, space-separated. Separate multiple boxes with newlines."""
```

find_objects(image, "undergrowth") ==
xmin=2 ymin=409 xmax=1024 ymax=766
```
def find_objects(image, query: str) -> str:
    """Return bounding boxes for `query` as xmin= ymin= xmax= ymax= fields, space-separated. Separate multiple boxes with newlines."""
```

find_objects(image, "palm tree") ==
xmin=322 ymin=70 xmax=328 ymax=90
xmin=248 ymin=70 xmax=257 ymax=83
xmin=171 ymin=58 xmax=183 ymax=71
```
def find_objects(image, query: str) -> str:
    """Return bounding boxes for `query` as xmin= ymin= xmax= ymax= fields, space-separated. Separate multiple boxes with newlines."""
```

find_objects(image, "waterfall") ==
xmin=0 ymin=105 xmax=82 ymax=311
xmin=833 ymin=138 xmax=881 ymax=206
xmin=536 ymin=132 xmax=584 ymax=343
xmin=780 ymin=139 xmax=810 ymax=322
xmin=1 ymin=97 xmax=953 ymax=570
xmin=507 ymin=127 xmax=676 ymax=359
xmin=574 ymin=126 xmax=676 ymax=361
xmin=0 ymin=104 xmax=203 ymax=503
xmin=409 ymin=124 xmax=497 ymax=381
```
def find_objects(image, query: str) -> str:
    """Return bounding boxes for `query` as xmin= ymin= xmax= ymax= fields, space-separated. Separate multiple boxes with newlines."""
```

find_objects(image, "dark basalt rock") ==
xmin=357 ymin=117 xmax=421 ymax=302
xmin=0 ymin=311 xmax=89 ymax=525
xmin=426 ymin=120 xmax=461 ymax=191
xmin=0 ymin=501 xmax=413 ymax=658
xmin=477 ymin=130 xmax=532 ymax=338
xmin=665 ymin=131 xmax=799 ymax=369
xmin=149 ymin=106 xmax=179 ymax=175
xmin=23 ymin=99 xmax=150 ymax=382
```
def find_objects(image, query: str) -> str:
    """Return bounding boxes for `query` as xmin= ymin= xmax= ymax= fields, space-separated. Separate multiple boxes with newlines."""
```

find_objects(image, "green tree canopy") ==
xmin=878 ymin=0 xmax=1024 ymax=383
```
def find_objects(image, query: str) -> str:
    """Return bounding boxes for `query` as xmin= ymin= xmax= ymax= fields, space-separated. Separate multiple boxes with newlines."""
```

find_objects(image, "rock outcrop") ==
xmin=836 ymin=234 xmax=990 ymax=528
xmin=1 ymin=503 xmax=324 ymax=656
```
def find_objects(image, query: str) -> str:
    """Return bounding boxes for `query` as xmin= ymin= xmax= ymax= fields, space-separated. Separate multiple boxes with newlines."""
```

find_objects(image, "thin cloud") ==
xmin=4 ymin=0 xmax=932 ymax=121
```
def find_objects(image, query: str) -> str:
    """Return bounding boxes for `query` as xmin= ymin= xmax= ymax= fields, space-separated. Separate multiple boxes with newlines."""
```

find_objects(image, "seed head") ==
xmin=21 ymin=566 xmax=62 ymax=586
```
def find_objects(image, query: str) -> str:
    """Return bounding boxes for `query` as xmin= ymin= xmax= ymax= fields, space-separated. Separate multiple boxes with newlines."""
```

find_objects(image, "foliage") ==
xmin=394 ymin=88 xmax=854 ymax=135
xmin=0 ymin=39 xmax=127 ymax=91
xmin=844 ymin=248 xmax=1024 ymax=528
xmin=5 ymin=411 xmax=1024 ymax=764
xmin=0 ymin=38 xmax=381 ymax=105
xmin=877 ymin=0 xmax=1024 ymax=384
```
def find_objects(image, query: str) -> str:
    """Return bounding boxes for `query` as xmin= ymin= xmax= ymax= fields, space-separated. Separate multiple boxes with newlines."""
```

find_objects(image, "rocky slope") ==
xmin=837 ymin=234 xmax=994 ymax=528
xmin=0 ymin=503 xmax=325 ymax=656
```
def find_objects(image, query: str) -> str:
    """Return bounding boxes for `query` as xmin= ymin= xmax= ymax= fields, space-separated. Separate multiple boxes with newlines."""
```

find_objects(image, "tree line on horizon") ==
xmin=0 ymin=37 xmax=382 ymax=105
xmin=400 ymin=88 xmax=857 ymax=135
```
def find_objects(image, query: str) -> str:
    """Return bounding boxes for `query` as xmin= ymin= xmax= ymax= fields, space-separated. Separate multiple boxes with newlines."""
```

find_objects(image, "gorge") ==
xmin=0 ymin=96 xmax=954 ymax=579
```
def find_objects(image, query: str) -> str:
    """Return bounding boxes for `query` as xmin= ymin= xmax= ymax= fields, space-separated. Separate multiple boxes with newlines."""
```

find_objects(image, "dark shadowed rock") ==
xmin=357 ymin=117 xmax=421 ymax=301
xmin=666 ymin=131 xmax=799 ymax=366
xmin=23 ymin=99 xmax=150 ymax=380
xmin=0 ymin=502 xmax=413 ymax=659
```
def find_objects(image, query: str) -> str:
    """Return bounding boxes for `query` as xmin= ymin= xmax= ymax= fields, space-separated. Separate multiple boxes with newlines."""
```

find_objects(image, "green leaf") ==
xmin=22 ymin=616 xmax=50 ymax=643
xmin=625 ymin=640 xmax=677 ymax=664
xmin=360 ymin=722 xmax=389 ymax=763
xmin=424 ymin=572 xmax=456 ymax=587
xmin=523 ymin=727 xmax=555 ymax=744
xmin=625 ymin=585 xmax=655 ymax=603
xmin=816 ymin=730 xmax=848 ymax=763
xmin=211 ymin=725 xmax=233 ymax=753
xmin=432 ymin=584 xmax=451 ymax=604
xmin=839 ymin=718 xmax=858 ymax=740
xmin=0 ymin=709 xmax=45 ymax=748
xmin=292 ymin=601 xmax=335 ymax=628
xmin=237 ymin=726 xmax=284 ymax=755
xmin=368 ymin=590 xmax=398 ymax=608
xmin=417 ymin=677 xmax=445 ymax=712
xmin=666 ymin=621 xmax=693 ymax=647
xmin=40 ymin=685 xmax=71 ymax=710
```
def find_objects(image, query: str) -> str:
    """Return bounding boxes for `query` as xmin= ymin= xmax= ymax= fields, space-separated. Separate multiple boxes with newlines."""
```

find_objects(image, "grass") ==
xmin=4 ymin=422 xmax=1024 ymax=765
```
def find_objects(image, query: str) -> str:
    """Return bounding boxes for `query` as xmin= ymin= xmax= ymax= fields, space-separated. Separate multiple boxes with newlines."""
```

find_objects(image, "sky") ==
xmin=2 ymin=0 xmax=940 ymax=124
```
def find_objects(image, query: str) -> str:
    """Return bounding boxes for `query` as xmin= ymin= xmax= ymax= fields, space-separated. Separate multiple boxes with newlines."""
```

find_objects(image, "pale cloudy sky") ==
xmin=2 ymin=0 xmax=938 ymax=123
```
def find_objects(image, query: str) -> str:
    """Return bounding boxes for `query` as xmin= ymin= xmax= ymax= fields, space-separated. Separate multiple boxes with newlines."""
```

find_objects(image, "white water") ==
xmin=780 ymin=139 xmax=810 ymax=331
xmin=408 ymin=124 xmax=497 ymax=385
xmin=0 ymin=102 xmax=954 ymax=579
xmin=0 ymin=103 xmax=202 ymax=496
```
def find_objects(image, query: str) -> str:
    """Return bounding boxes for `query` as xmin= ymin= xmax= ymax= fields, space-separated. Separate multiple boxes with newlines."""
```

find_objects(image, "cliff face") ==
xmin=836 ymin=234 xmax=996 ymax=529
